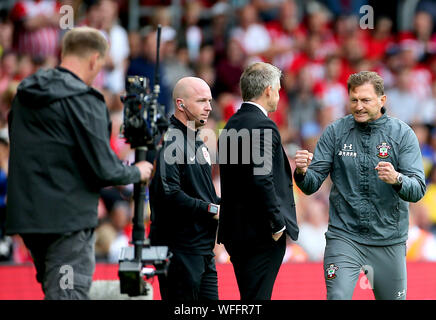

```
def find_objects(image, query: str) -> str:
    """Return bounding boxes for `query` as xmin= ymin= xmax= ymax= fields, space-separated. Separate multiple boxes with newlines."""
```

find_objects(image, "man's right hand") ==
xmin=295 ymin=150 xmax=313 ymax=175
xmin=135 ymin=161 xmax=154 ymax=182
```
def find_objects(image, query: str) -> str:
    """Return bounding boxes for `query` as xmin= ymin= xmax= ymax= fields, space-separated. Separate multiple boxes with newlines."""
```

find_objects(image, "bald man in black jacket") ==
xmin=149 ymin=76 xmax=220 ymax=301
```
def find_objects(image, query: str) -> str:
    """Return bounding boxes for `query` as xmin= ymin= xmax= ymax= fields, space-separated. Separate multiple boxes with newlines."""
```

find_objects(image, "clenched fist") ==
xmin=375 ymin=161 xmax=399 ymax=184
xmin=295 ymin=150 xmax=313 ymax=175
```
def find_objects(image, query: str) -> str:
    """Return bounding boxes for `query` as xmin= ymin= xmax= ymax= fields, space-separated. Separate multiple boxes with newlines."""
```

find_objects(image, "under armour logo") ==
xmin=343 ymin=144 xmax=353 ymax=151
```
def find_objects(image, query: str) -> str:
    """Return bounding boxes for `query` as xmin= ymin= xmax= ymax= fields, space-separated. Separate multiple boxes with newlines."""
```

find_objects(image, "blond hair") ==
xmin=61 ymin=27 xmax=108 ymax=59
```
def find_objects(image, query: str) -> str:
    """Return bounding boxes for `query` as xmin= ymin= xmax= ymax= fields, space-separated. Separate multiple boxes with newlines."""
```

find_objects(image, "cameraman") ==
xmin=149 ymin=77 xmax=220 ymax=301
xmin=6 ymin=27 xmax=153 ymax=300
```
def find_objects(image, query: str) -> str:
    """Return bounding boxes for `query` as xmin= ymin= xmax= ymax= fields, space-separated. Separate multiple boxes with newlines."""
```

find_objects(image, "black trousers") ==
xmin=21 ymin=229 xmax=95 ymax=300
xmin=158 ymin=251 xmax=218 ymax=301
xmin=226 ymin=234 xmax=286 ymax=300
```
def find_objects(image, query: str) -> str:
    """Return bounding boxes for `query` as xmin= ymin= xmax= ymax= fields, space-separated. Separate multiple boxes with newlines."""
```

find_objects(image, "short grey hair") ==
xmin=240 ymin=62 xmax=282 ymax=101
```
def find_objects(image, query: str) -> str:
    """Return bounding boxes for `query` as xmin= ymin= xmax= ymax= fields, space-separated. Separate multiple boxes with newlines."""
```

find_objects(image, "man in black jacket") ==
xmin=6 ymin=27 xmax=153 ymax=299
xmin=218 ymin=62 xmax=299 ymax=300
xmin=149 ymin=77 xmax=220 ymax=301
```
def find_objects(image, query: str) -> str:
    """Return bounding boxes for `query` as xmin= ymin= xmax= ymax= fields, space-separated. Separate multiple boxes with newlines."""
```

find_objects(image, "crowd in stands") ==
xmin=1 ymin=0 xmax=436 ymax=264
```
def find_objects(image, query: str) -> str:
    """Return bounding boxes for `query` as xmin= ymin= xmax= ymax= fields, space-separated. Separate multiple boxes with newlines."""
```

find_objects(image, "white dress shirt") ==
xmin=245 ymin=101 xmax=268 ymax=117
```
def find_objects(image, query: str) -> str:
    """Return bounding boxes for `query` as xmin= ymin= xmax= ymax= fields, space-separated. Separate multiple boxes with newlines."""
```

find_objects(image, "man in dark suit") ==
xmin=217 ymin=62 xmax=299 ymax=300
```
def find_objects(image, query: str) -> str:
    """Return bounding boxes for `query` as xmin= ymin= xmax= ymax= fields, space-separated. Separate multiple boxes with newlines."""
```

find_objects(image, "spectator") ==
xmin=265 ymin=0 xmax=302 ymax=70
xmin=79 ymin=0 xmax=108 ymax=91
xmin=326 ymin=0 xmax=369 ymax=17
xmin=0 ymin=16 xmax=13 ymax=56
xmin=366 ymin=16 xmax=395 ymax=62
xmin=419 ymin=80 xmax=436 ymax=126
xmin=230 ymin=4 xmax=272 ymax=62
xmin=287 ymin=34 xmax=326 ymax=84
xmin=314 ymin=55 xmax=348 ymax=124
xmin=295 ymin=198 xmax=328 ymax=261
xmin=339 ymin=31 xmax=367 ymax=80
xmin=202 ymin=1 xmax=232 ymax=65
xmin=376 ymin=44 xmax=402 ymax=90
xmin=398 ymin=11 xmax=436 ymax=63
xmin=252 ymin=0 xmax=285 ymax=22
xmin=163 ymin=41 xmax=195 ymax=101
xmin=109 ymin=110 xmax=132 ymax=160
xmin=178 ymin=0 xmax=204 ymax=63
xmin=195 ymin=44 xmax=216 ymax=94
xmin=300 ymin=121 xmax=322 ymax=153
xmin=386 ymin=67 xmax=421 ymax=124
xmin=9 ymin=0 xmax=61 ymax=60
xmin=214 ymin=38 xmax=245 ymax=96
xmin=302 ymin=1 xmax=338 ymax=59
xmin=127 ymin=30 xmax=141 ymax=60
xmin=420 ymin=165 xmax=436 ymax=235
xmin=196 ymin=43 xmax=215 ymax=70
xmin=106 ymin=201 xmax=131 ymax=263
xmin=94 ymin=200 xmax=131 ymax=262
xmin=399 ymin=42 xmax=432 ymax=101
xmin=100 ymin=0 xmax=130 ymax=95
xmin=286 ymin=66 xmax=322 ymax=141
xmin=407 ymin=203 xmax=436 ymax=261
xmin=283 ymin=240 xmax=308 ymax=263
xmin=195 ymin=64 xmax=216 ymax=97
xmin=127 ymin=28 xmax=172 ymax=113
xmin=150 ymin=6 xmax=177 ymax=50
xmin=151 ymin=5 xmax=182 ymax=104
xmin=0 ymin=80 xmax=18 ymax=140
xmin=13 ymin=54 xmax=34 ymax=81
xmin=412 ymin=123 xmax=434 ymax=179
xmin=0 ymin=51 xmax=17 ymax=95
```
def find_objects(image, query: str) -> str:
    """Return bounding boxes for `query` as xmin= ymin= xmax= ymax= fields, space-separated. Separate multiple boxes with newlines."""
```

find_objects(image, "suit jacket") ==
xmin=217 ymin=103 xmax=299 ymax=252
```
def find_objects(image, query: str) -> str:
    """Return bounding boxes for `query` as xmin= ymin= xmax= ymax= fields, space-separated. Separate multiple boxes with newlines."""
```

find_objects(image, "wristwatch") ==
xmin=208 ymin=203 xmax=219 ymax=215
xmin=395 ymin=173 xmax=403 ymax=185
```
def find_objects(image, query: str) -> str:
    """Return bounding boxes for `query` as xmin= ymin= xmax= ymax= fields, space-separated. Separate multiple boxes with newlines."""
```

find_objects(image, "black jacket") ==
xmin=217 ymin=103 xmax=299 ymax=251
xmin=6 ymin=67 xmax=140 ymax=235
xmin=149 ymin=116 xmax=219 ymax=255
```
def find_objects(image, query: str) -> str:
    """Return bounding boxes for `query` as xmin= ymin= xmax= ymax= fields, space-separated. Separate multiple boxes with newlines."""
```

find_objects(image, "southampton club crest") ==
xmin=376 ymin=142 xmax=391 ymax=159
xmin=326 ymin=264 xmax=339 ymax=280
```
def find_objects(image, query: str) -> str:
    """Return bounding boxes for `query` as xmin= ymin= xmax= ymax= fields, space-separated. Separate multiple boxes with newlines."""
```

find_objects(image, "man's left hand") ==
xmin=375 ymin=161 xmax=399 ymax=184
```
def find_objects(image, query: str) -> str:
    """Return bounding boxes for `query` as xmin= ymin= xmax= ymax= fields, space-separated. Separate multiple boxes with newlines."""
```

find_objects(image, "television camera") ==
xmin=118 ymin=25 xmax=171 ymax=297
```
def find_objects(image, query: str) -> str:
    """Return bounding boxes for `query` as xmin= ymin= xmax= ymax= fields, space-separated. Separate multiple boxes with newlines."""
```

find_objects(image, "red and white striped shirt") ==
xmin=10 ymin=0 xmax=61 ymax=58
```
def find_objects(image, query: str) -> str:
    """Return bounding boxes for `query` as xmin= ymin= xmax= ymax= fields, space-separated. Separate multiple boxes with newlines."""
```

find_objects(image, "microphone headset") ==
xmin=180 ymin=103 xmax=205 ymax=124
